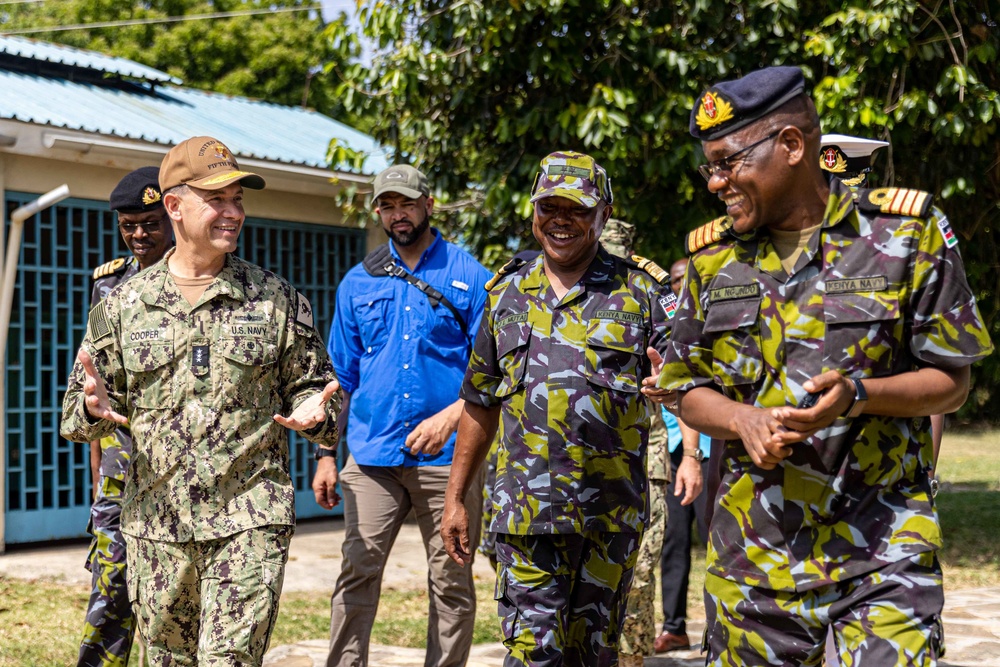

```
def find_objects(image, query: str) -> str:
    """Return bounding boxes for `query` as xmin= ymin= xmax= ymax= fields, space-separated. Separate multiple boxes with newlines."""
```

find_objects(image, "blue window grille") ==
xmin=3 ymin=191 xmax=364 ymax=544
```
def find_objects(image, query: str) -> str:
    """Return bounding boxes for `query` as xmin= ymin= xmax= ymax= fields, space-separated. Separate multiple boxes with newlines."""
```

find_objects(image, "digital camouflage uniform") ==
xmin=617 ymin=405 xmax=670 ymax=658
xmin=61 ymin=250 xmax=340 ymax=666
xmin=461 ymin=247 xmax=673 ymax=667
xmin=660 ymin=179 xmax=994 ymax=665
xmin=79 ymin=257 xmax=140 ymax=667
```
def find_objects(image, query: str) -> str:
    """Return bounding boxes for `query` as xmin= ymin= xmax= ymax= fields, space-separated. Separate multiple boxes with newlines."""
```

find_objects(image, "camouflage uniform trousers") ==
xmin=704 ymin=550 xmax=945 ymax=666
xmin=125 ymin=524 xmax=292 ymax=666
xmin=79 ymin=476 xmax=134 ymax=667
xmin=617 ymin=480 xmax=667 ymax=657
xmin=494 ymin=531 xmax=641 ymax=667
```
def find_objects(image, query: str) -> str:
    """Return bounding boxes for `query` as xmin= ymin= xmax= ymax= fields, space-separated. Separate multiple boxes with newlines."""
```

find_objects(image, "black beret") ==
xmin=690 ymin=66 xmax=806 ymax=141
xmin=109 ymin=166 xmax=163 ymax=213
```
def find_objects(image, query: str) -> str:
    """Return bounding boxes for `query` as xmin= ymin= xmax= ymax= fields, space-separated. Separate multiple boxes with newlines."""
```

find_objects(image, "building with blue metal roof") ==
xmin=0 ymin=35 xmax=385 ymax=549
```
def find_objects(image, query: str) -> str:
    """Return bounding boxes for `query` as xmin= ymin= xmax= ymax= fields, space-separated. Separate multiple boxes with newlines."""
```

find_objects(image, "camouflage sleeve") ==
xmin=648 ymin=279 xmax=675 ymax=364
xmin=909 ymin=208 xmax=994 ymax=368
xmin=657 ymin=255 xmax=718 ymax=393
xmin=60 ymin=300 xmax=127 ymax=443
xmin=279 ymin=290 xmax=342 ymax=446
xmin=459 ymin=295 xmax=502 ymax=408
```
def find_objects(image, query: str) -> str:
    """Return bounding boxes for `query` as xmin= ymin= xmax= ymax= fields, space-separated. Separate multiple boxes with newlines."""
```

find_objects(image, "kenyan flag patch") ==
xmin=937 ymin=217 xmax=959 ymax=249
xmin=659 ymin=292 xmax=678 ymax=320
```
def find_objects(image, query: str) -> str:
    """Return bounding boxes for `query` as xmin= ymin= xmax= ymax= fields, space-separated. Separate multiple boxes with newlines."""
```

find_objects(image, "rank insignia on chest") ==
xmin=192 ymin=344 xmax=210 ymax=372
xmin=659 ymin=292 xmax=678 ymax=320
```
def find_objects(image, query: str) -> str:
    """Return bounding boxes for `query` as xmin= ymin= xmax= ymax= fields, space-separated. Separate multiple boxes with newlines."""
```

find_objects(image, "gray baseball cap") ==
xmin=372 ymin=164 xmax=430 ymax=202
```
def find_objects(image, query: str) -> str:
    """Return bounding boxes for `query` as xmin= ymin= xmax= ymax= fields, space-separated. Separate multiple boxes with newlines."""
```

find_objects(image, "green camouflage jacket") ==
xmin=461 ymin=248 xmax=673 ymax=535
xmin=659 ymin=179 xmax=993 ymax=592
xmin=62 ymin=251 xmax=341 ymax=542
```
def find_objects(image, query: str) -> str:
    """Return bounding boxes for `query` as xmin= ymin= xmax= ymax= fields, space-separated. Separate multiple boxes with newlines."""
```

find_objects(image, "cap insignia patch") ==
xmin=213 ymin=144 xmax=230 ymax=160
xmin=821 ymin=148 xmax=848 ymax=173
xmin=695 ymin=91 xmax=735 ymax=131
xmin=142 ymin=186 xmax=162 ymax=206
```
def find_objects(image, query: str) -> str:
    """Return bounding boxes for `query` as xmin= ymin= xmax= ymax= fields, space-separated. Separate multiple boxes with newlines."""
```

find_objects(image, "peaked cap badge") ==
xmin=821 ymin=148 xmax=848 ymax=173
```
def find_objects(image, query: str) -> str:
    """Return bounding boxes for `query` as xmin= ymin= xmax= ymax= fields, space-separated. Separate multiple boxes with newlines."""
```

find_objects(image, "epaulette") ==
xmin=485 ymin=257 xmax=527 ymax=291
xmin=685 ymin=215 xmax=732 ymax=256
xmin=626 ymin=255 xmax=669 ymax=285
xmin=856 ymin=187 xmax=933 ymax=219
xmin=92 ymin=257 xmax=128 ymax=280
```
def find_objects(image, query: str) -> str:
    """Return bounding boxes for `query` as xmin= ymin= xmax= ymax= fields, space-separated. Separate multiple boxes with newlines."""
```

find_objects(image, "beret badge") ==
xmin=142 ymin=186 xmax=162 ymax=206
xmin=695 ymin=91 xmax=735 ymax=131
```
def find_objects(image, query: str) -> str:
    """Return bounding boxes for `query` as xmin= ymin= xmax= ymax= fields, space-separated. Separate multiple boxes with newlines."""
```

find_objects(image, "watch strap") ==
xmin=682 ymin=447 xmax=704 ymax=462
xmin=844 ymin=378 xmax=868 ymax=419
xmin=314 ymin=446 xmax=337 ymax=461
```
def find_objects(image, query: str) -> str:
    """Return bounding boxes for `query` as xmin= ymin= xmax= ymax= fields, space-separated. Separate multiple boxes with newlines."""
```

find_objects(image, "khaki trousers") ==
xmin=327 ymin=456 xmax=483 ymax=667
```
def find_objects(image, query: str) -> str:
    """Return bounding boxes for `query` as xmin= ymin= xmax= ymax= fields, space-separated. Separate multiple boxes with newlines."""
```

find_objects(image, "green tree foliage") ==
xmin=0 ymin=0 xmax=340 ymax=111
xmin=323 ymin=0 xmax=1000 ymax=419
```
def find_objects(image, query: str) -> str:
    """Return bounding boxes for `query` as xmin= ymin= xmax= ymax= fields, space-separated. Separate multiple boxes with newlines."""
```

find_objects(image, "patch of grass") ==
xmin=935 ymin=426 xmax=1000 ymax=590
xmin=0 ymin=577 xmax=89 ymax=667
xmin=936 ymin=427 xmax=1000 ymax=490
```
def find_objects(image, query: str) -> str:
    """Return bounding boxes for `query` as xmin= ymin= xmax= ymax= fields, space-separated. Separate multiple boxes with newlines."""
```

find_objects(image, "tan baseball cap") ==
xmin=372 ymin=164 xmax=429 ymax=202
xmin=159 ymin=136 xmax=265 ymax=192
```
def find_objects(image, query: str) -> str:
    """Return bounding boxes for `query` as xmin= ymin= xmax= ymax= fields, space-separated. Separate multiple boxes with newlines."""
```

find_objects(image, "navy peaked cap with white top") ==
xmin=690 ymin=66 xmax=806 ymax=141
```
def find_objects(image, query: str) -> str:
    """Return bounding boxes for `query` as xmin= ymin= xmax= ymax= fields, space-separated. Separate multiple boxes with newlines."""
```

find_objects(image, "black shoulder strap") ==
xmin=362 ymin=243 xmax=468 ymax=332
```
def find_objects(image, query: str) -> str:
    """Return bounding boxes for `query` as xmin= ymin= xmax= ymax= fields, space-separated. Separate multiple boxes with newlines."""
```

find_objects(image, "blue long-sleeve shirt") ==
xmin=329 ymin=230 xmax=490 ymax=466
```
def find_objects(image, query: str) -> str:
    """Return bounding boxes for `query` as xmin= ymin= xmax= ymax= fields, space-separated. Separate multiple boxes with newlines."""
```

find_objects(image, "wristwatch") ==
xmin=682 ymin=448 xmax=705 ymax=462
xmin=843 ymin=378 xmax=868 ymax=419
xmin=314 ymin=446 xmax=337 ymax=461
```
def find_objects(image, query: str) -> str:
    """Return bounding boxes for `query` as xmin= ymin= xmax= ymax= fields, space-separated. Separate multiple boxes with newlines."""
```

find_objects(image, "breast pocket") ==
xmin=218 ymin=336 xmax=280 ymax=408
xmin=123 ymin=341 xmax=177 ymax=408
xmin=431 ymin=289 xmax=471 ymax=349
xmin=351 ymin=289 xmax=394 ymax=353
xmin=703 ymin=298 xmax=763 ymax=388
xmin=585 ymin=319 xmax=643 ymax=393
xmin=496 ymin=322 xmax=531 ymax=398
xmin=824 ymin=291 xmax=902 ymax=375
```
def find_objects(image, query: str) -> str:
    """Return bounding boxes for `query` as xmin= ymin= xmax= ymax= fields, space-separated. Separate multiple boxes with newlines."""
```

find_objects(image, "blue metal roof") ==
xmin=0 ymin=39 xmax=389 ymax=175
xmin=0 ymin=35 xmax=182 ymax=85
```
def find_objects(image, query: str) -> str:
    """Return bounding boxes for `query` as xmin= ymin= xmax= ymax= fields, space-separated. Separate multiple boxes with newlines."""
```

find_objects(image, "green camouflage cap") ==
xmin=530 ymin=151 xmax=613 ymax=208
xmin=600 ymin=218 xmax=635 ymax=257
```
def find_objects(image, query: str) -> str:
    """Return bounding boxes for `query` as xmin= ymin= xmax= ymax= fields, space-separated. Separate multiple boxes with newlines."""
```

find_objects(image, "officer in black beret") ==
xmin=661 ymin=65 xmax=991 ymax=666
xmin=77 ymin=165 xmax=172 ymax=667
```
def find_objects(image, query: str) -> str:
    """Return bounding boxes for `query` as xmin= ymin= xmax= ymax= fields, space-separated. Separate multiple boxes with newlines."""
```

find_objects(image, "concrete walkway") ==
xmin=2 ymin=518 xmax=999 ymax=666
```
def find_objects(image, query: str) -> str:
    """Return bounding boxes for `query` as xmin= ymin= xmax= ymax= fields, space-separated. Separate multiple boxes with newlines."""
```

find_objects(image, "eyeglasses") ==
xmin=697 ymin=130 xmax=782 ymax=182
xmin=119 ymin=220 xmax=162 ymax=234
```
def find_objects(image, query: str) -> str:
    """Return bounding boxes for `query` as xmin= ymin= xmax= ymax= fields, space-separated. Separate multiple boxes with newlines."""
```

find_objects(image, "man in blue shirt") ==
xmin=313 ymin=164 xmax=491 ymax=667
